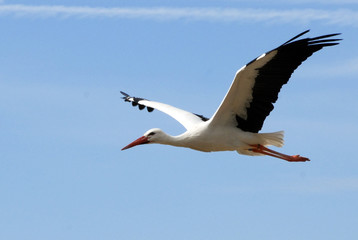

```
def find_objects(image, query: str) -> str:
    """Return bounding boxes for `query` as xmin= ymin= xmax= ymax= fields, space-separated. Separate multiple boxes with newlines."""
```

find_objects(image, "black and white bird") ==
xmin=121 ymin=30 xmax=341 ymax=162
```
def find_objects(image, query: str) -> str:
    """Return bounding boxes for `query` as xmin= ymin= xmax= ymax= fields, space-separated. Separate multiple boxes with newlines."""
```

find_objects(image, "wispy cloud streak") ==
xmin=0 ymin=4 xmax=358 ymax=26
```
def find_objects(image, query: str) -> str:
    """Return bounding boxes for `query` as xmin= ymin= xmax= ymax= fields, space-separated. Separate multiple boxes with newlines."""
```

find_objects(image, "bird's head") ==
xmin=121 ymin=128 xmax=166 ymax=150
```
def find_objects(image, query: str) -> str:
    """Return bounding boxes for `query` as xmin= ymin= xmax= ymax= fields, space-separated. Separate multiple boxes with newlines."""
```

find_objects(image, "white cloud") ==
xmin=0 ymin=4 xmax=358 ymax=26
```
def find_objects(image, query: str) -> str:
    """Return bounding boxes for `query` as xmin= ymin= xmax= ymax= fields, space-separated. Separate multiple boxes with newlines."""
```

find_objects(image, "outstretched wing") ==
xmin=121 ymin=91 xmax=208 ymax=131
xmin=209 ymin=30 xmax=341 ymax=133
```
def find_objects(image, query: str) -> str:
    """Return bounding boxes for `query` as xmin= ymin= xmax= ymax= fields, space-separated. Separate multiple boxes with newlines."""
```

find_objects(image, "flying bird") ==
xmin=121 ymin=30 xmax=341 ymax=162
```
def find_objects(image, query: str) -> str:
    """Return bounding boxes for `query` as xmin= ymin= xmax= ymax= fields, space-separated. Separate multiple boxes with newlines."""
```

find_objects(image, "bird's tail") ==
xmin=260 ymin=131 xmax=284 ymax=147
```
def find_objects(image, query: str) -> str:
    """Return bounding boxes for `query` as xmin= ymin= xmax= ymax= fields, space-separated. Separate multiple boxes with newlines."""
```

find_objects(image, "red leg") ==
xmin=249 ymin=144 xmax=310 ymax=162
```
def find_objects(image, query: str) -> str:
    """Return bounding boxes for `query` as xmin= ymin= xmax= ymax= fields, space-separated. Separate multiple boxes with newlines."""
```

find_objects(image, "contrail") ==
xmin=0 ymin=4 xmax=357 ymax=26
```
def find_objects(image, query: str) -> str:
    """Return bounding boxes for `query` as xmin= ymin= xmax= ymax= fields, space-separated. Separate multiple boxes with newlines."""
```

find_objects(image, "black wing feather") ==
xmin=236 ymin=31 xmax=341 ymax=133
xmin=121 ymin=91 xmax=153 ymax=112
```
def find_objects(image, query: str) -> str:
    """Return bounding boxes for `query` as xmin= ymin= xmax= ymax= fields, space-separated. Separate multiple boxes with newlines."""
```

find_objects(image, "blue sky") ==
xmin=1 ymin=0 xmax=358 ymax=239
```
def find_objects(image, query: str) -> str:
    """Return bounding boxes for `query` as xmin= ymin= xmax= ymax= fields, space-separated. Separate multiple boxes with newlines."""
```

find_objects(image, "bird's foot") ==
xmin=288 ymin=155 xmax=310 ymax=162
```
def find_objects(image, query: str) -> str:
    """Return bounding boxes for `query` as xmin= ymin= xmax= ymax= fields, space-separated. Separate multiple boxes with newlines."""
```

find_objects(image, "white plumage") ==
xmin=121 ymin=30 xmax=341 ymax=162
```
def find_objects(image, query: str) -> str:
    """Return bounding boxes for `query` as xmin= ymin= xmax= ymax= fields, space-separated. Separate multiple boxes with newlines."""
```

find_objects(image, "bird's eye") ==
xmin=148 ymin=132 xmax=156 ymax=136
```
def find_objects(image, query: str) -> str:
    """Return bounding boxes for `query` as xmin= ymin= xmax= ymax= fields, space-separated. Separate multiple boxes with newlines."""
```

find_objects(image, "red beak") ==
xmin=121 ymin=136 xmax=149 ymax=150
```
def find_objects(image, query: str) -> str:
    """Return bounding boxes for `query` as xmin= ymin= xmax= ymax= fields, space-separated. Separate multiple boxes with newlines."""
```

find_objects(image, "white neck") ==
xmin=155 ymin=131 xmax=190 ymax=148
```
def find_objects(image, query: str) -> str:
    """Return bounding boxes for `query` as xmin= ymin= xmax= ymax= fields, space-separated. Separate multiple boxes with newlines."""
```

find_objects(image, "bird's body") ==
xmin=121 ymin=30 xmax=341 ymax=162
xmin=149 ymin=125 xmax=282 ymax=154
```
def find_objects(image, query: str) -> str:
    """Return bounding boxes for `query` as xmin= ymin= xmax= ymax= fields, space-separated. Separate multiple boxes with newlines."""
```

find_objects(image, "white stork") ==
xmin=121 ymin=30 xmax=341 ymax=162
